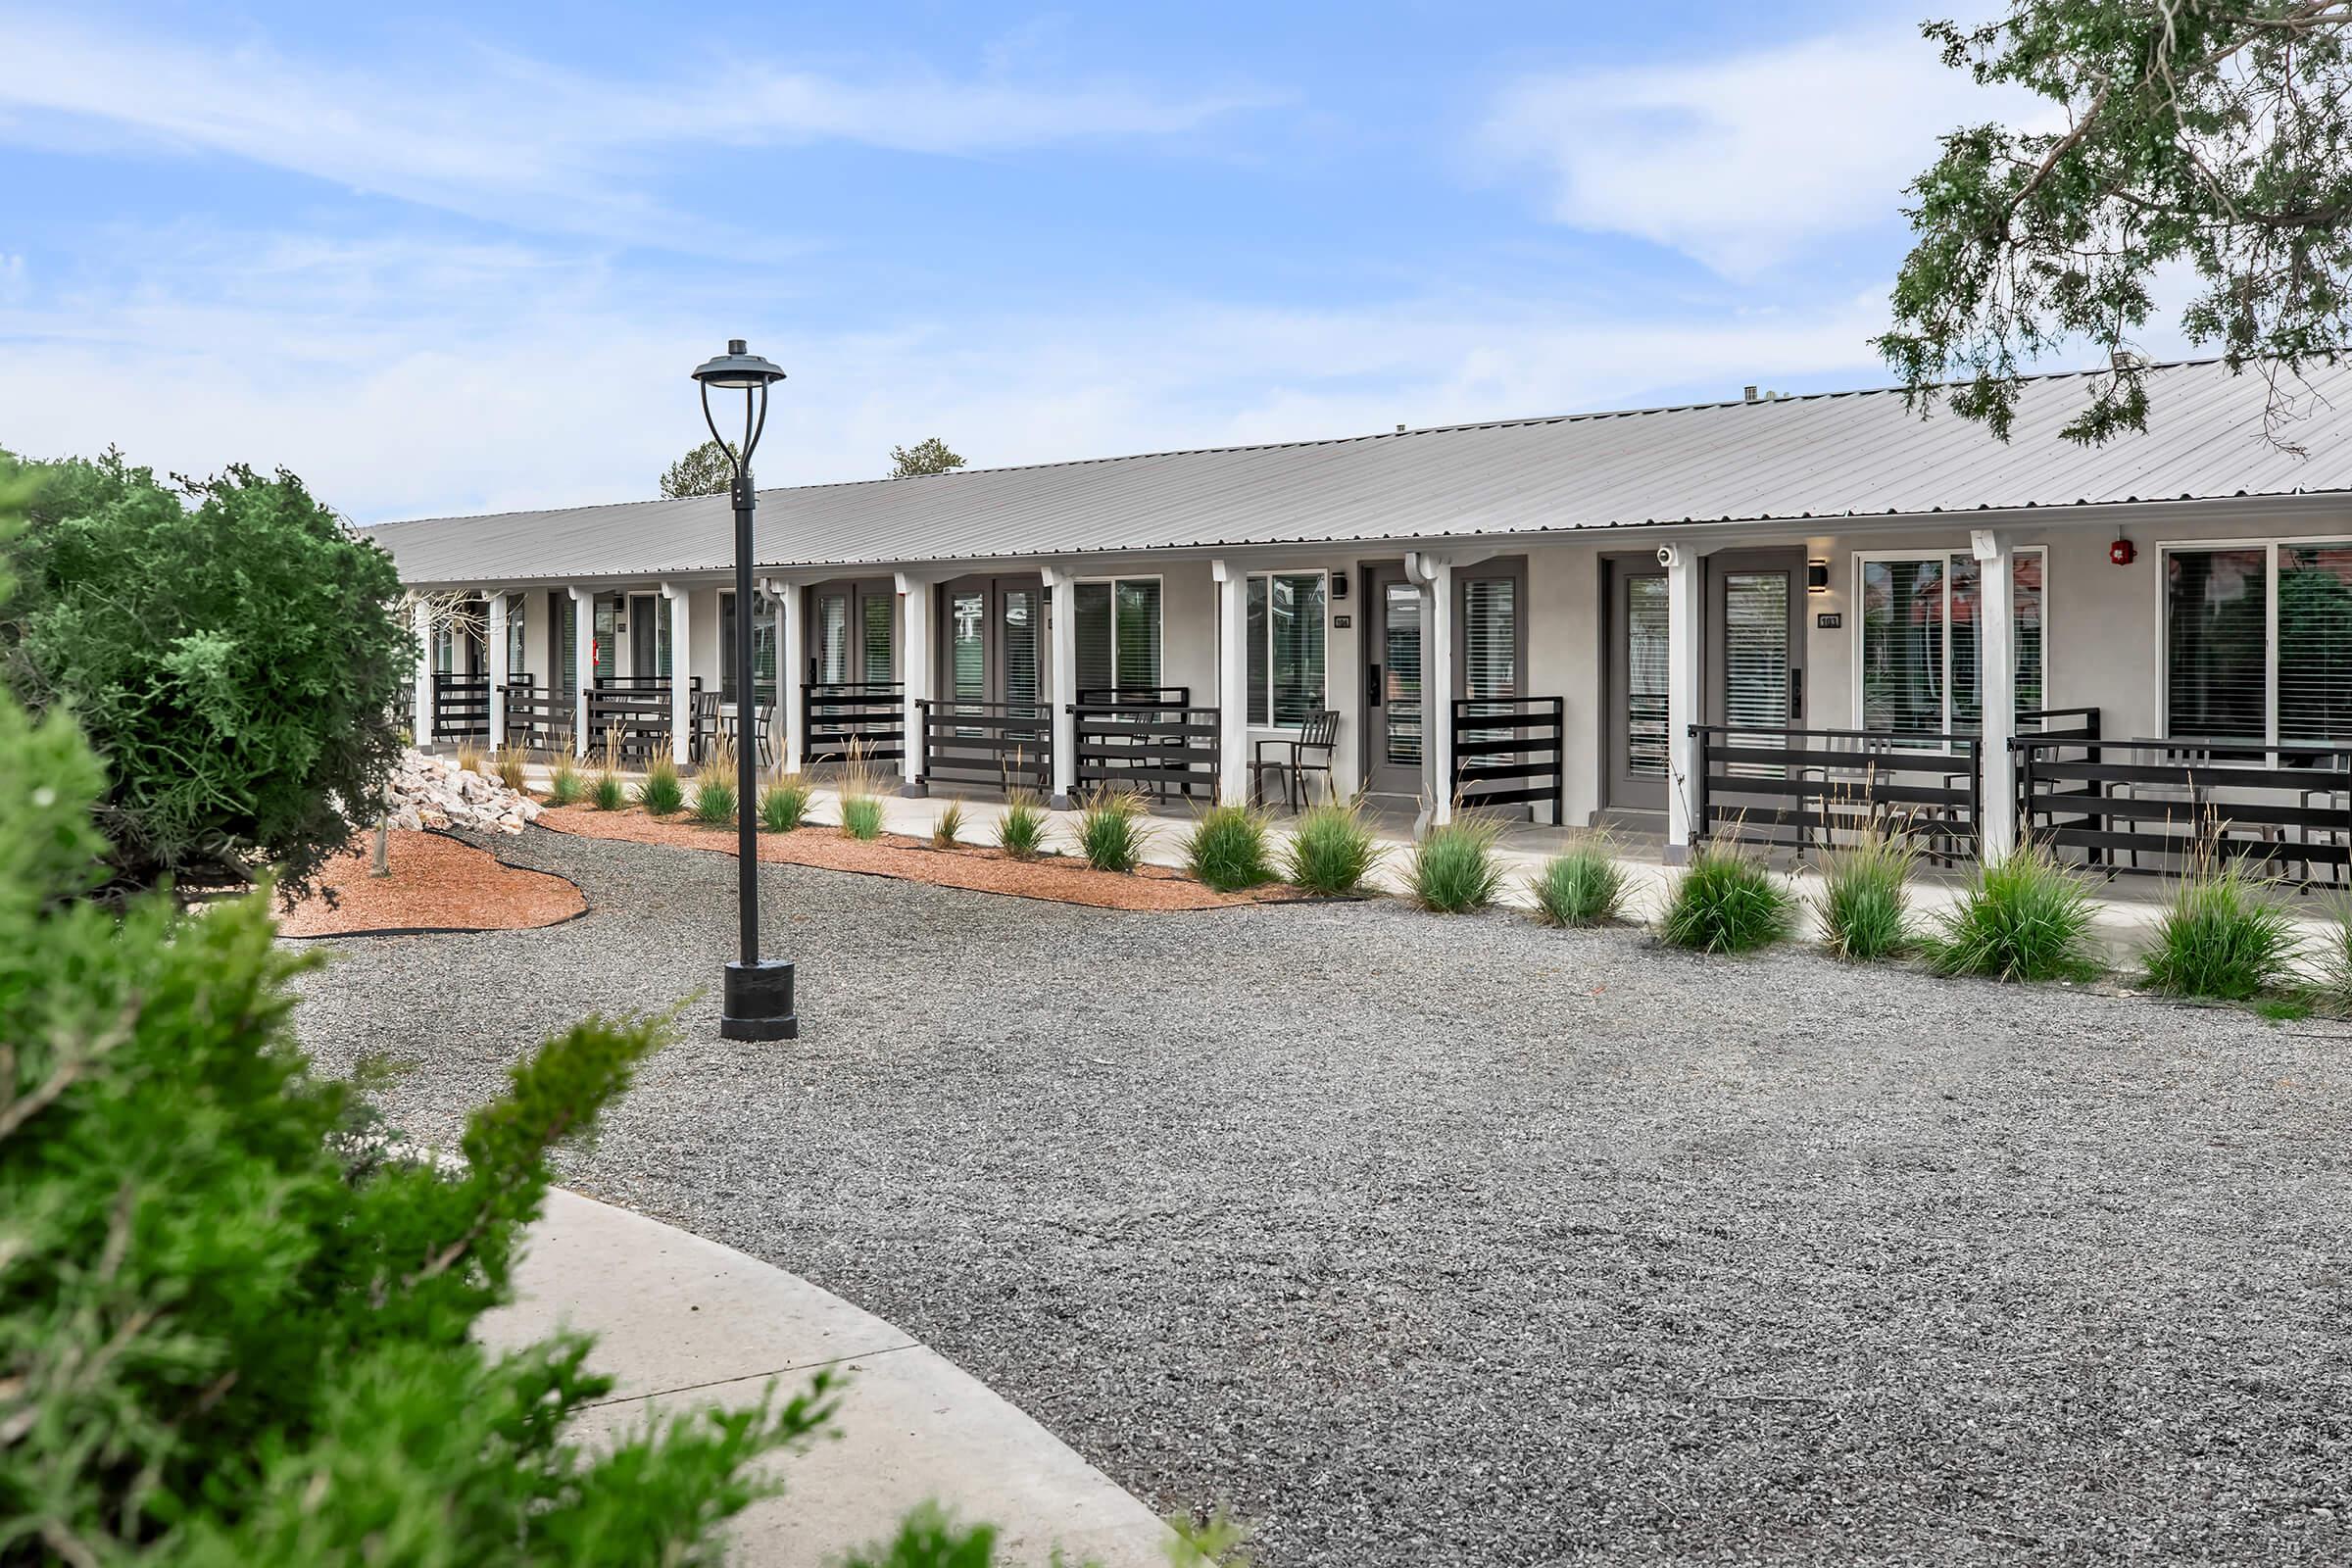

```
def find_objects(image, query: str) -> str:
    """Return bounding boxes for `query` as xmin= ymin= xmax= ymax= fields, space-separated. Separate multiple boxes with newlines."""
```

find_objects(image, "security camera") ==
xmin=1655 ymin=544 xmax=1681 ymax=569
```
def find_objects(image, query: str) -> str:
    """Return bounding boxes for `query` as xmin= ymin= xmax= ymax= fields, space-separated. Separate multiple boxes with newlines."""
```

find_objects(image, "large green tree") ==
xmin=1882 ymin=1 xmax=2352 ymax=448
xmin=889 ymin=437 xmax=967 ymax=478
xmin=0 ymin=450 xmax=411 ymax=903
xmin=660 ymin=438 xmax=741 ymax=499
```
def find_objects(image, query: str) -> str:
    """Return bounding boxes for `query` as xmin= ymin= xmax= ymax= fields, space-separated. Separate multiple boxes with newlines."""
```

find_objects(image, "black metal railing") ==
xmin=1071 ymin=700 xmax=1218 ymax=801
xmin=431 ymin=672 xmax=490 ymax=742
xmin=913 ymin=700 xmax=1053 ymax=794
xmin=585 ymin=681 xmax=679 ymax=762
xmin=1690 ymin=723 xmax=1982 ymax=860
xmin=501 ymin=681 xmax=573 ymax=756
xmin=2018 ymin=733 xmax=2352 ymax=886
xmin=805 ymin=681 xmax=905 ymax=768
xmin=1450 ymin=696 xmax=1564 ymax=819
xmin=1075 ymin=685 xmax=1190 ymax=709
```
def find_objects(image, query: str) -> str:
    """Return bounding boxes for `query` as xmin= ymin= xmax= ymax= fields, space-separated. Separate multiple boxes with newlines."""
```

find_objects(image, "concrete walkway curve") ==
xmin=475 ymin=1190 xmax=1175 ymax=1568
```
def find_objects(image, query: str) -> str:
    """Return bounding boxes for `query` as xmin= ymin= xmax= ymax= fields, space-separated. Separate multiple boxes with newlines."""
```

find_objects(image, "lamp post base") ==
xmin=720 ymin=959 xmax=799 ymax=1041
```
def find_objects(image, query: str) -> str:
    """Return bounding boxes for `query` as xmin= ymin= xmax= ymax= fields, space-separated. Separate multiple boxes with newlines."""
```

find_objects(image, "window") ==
xmin=1246 ymin=572 xmax=1329 ymax=726
xmin=433 ymin=618 xmax=454 ymax=674
xmin=2166 ymin=541 xmax=2352 ymax=746
xmin=656 ymin=598 xmax=673 ymax=679
xmin=554 ymin=593 xmax=578 ymax=704
xmin=862 ymin=594 xmax=894 ymax=684
xmin=1073 ymin=579 xmax=1161 ymax=695
xmin=1462 ymin=574 xmax=1518 ymax=704
xmin=505 ymin=593 xmax=527 ymax=676
xmin=950 ymin=591 xmax=986 ymax=701
xmin=592 ymin=594 xmax=618 ymax=685
xmin=718 ymin=591 xmax=779 ymax=705
xmin=1004 ymin=589 xmax=1039 ymax=708
xmin=1857 ymin=549 xmax=2044 ymax=735
xmin=817 ymin=594 xmax=849 ymax=684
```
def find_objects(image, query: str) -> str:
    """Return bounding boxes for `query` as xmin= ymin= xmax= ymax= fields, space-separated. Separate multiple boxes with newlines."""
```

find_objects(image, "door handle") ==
xmin=1368 ymin=663 xmax=1383 ymax=708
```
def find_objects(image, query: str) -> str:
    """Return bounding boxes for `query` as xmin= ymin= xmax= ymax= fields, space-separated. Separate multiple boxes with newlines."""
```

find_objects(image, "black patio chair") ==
xmin=1253 ymin=709 xmax=1339 ymax=812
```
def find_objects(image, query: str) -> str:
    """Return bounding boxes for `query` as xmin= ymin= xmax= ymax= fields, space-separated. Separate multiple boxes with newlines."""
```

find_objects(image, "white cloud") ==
xmin=1480 ymin=24 xmax=2052 ymax=277
xmin=0 ymin=14 xmax=1273 ymax=238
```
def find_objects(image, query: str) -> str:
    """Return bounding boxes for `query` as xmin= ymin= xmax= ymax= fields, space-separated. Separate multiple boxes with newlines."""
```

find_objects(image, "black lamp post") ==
xmin=692 ymin=338 xmax=797 ymax=1042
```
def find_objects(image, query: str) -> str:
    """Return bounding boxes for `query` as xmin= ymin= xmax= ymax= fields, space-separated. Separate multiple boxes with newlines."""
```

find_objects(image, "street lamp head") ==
xmin=691 ymin=339 xmax=788 ymax=391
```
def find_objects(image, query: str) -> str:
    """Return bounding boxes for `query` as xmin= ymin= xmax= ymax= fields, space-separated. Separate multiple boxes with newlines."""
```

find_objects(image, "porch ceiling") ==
xmin=370 ymin=357 xmax=2352 ymax=587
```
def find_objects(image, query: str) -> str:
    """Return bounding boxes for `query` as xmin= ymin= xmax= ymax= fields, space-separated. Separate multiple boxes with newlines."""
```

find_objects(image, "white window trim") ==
xmin=1245 ymin=568 xmax=1331 ymax=732
xmin=1068 ymin=573 xmax=1165 ymax=694
xmin=1850 ymin=546 xmax=2048 ymax=734
xmin=2153 ymin=531 xmax=2352 ymax=747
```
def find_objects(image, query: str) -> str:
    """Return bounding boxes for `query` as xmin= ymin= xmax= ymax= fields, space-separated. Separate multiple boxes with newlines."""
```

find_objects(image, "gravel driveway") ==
xmin=293 ymin=826 xmax=2352 ymax=1567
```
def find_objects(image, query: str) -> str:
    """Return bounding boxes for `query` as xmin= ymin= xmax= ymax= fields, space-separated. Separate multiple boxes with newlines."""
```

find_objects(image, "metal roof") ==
xmin=368 ymin=358 xmax=2352 ymax=586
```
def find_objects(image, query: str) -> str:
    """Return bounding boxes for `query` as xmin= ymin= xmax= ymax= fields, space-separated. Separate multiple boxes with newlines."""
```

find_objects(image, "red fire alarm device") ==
xmin=2110 ymin=537 xmax=2137 ymax=566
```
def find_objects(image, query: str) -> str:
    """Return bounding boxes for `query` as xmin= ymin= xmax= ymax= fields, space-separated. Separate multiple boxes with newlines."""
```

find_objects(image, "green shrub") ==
xmin=546 ymin=759 xmax=584 ymax=807
xmin=2139 ymin=854 xmax=2299 ymax=1001
xmin=997 ymin=791 xmax=1049 ymax=858
xmin=1925 ymin=842 xmax=2103 ymax=982
xmin=691 ymin=772 xmax=738 ymax=826
xmin=840 ymin=794 xmax=885 ymax=841
xmin=1409 ymin=817 xmax=1505 ymax=913
xmin=0 ymin=590 xmax=828 ymax=1562
xmin=1184 ymin=803 xmax=1274 ymax=891
xmin=933 ymin=797 xmax=967 ymax=848
xmin=0 ymin=448 xmax=412 ymax=903
xmin=635 ymin=758 xmax=684 ymax=816
xmin=1813 ymin=825 xmax=1918 ymax=961
xmin=1283 ymin=797 xmax=1382 ymax=896
xmin=1658 ymin=839 xmax=1795 ymax=954
xmin=590 ymin=769 xmax=625 ymax=811
xmin=1076 ymin=786 xmax=1152 ymax=872
xmin=1528 ymin=838 xmax=1626 ymax=926
xmin=759 ymin=773 xmax=812 ymax=832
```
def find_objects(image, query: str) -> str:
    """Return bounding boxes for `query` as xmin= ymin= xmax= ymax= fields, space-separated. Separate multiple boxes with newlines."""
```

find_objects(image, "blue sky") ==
xmin=0 ymin=0 xmax=2065 ymax=522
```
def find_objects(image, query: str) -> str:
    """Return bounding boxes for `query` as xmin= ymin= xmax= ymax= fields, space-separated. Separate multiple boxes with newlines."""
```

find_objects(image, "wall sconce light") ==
xmin=1332 ymin=568 xmax=1350 ymax=601
xmin=1805 ymin=560 xmax=1830 ymax=594
xmin=2110 ymin=536 xmax=2137 ymax=566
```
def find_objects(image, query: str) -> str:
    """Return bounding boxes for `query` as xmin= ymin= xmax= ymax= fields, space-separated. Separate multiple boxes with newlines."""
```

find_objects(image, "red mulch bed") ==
xmin=537 ymin=805 xmax=1298 ymax=911
xmin=279 ymin=829 xmax=587 ymax=938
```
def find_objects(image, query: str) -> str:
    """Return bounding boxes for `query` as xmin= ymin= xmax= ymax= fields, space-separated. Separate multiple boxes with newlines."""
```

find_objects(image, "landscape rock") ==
xmin=379 ymin=748 xmax=541 ymax=836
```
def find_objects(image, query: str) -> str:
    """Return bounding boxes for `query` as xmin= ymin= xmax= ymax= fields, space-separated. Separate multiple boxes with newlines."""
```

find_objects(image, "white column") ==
xmin=1211 ymin=560 xmax=1250 ymax=807
xmin=569 ymin=585 xmax=594 ymax=759
xmin=1664 ymin=544 xmax=1704 ymax=862
xmin=1973 ymin=528 xmax=2019 ymax=863
xmin=896 ymin=571 xmax=933 ymax=795
xmin=1043 ymin=565 xmax=1078 ymax=808
xmin=768 ymin=578 xmax=805 ymax=774
xmin=662 ymin=581 xmax=692 ymax=766
xmin=410 ymin=597 xmax=432 ymax=746
xmin=485 ymin=590 xmax=508 ymax=747
xmin=1408 ymin=552 xmax=1456 ymax=830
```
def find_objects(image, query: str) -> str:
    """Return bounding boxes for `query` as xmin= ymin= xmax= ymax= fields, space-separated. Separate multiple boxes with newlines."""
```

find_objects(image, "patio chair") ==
xmin=691 ymin=690 xmax=722 ymax=765
xmin=1252 ymin=709 xmax=1339 ymax=812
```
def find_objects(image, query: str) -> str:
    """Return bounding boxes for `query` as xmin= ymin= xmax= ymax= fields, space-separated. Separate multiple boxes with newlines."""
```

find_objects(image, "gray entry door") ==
xmin=1606 ymin=562 xmax=1670 ymax=811
xmin=1360 ymin=563 xmax=1424 ymax=803
xmin=627 ymin=593 xmax=659 ymax=678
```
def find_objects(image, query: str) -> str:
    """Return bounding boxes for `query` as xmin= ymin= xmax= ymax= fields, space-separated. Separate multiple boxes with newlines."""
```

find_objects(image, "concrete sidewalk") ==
xmin=475 ymin=1190 xmax=1174 ymax=1568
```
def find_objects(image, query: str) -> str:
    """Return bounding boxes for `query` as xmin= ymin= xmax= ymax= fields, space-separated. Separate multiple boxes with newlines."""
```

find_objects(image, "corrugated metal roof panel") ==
xmin=368 ymin=358 xmax=2352 ymax=584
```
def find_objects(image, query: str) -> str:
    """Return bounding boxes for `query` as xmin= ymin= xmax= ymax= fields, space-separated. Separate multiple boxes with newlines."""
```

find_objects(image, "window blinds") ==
xmin=1247 ymin=573 xmax=1328 ymax=727
xmin=1004 ymin=590 xmax=1039 ymax=708
xmin=862 ymin=596 xmax=893 ymax=683
xmin=1626 ymin=575 xmax=1669 ymax=779
xmin=951 ymin=592 xmax=986 ymax=701
xmin=1721 ymin=571 xmax=1790 ymax=734
xmin=2279 ymin=543 xmax=2352 ymax=744
xmin=2166 ymin=548 xmax=2268 ymax=741
xmin=818 ymin=595 xmax=849 ymax=685
xmin=506 ymin=593 xmax=528 ymax=676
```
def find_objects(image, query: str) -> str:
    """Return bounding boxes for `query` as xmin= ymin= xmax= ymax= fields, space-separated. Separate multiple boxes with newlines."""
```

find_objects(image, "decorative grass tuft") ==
xmin=545 ymin=760 xmax=584 ymax=807
xmin=2320 ymin=900 xmax=2352 ymax=1015
xmin=493 ymin=743 xmax=529 ymax=793
xmin=634 ymin=758 xmax=684 ymax=816
xmin=840 ymin=795 xmax=885 ymax=841
xmin=1529 ymin=837 xmax=1626 ymax=927
xmin=1184 ymin=803 xmax=1274 ymax=892
xmin=1658 ymin=839 xmax=1795 ymax=954
xmin=759 ymin=774 xmax=812 ymax=832
xmin=1924 ymin=841 xmax=2102 ymax=982
xmin=589 ymin=770 xmax=624 ymax=811
xmin=1282 ymin=797 xmax=1382 ymax=897
xmin=1813 ymin=823 xmax=1918 ymax=961
xmin=454 ymin=741 xmax=486 ymax=778
xmin=1076 ymin=786 xmax=1152 ymax=873
xmin=997 ymin=791 xmax=1049 ymax=858
xmin=1408 ymin=817 xmax=1506 ymax=914
xmin=691 ymin=739 xmax=738 ymax=826
xmin=2139 ymin=852 xmax=2299 ymax=1002
xmin=933 ymin=797 xmax=968 ymax=849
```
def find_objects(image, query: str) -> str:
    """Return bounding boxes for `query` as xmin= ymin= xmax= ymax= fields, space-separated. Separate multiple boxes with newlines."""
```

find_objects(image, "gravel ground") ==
xmin=292 ymin=825 xmax=2352 ymax=1567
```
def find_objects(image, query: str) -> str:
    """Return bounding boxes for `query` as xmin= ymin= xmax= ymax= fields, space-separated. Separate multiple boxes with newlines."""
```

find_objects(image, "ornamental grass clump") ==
xmin=692 ymin=738 xmax=738 ymax=826
xmin=1184 ymin=803 xmax=1274 ymax=892
xmin=1658 ymin=838 xmax=1795 ymax=955
xmin=759 ymin=773 xmax=812 ymax=832
xmin=933 ymin=797 xmax=967 ymax=848
xmin=2316 ymin=900 xmax=2352 ymax=1014
xmin=2139 ymin=849 xmax=2300 ymax=1002
xmin=1076 ymin=785 xmax=1152 ymax=872
xmin=1925 ymin=840 xmax=2102 ymax=982
xmin=454 ymin=741 xmax=486 ymax=778
xmin=634 ymin=757 xmax=684 ymax=816
xmin=545 ymin=758 xmax=584 ymax=807
xmin=589 ymin=770 xmax=624 ymax=811
xmin=1408 ymin=816 xmax=1506 ymax=914
xmin=1529 ymin=836 xmax=1626 ymax=927
xmin=1283 ymin=797 xmax=1382 ymax=896
xmin=1813 ymin=821 xmax=1919 ymax=961
xmin=836 ymin=742 xmax=886 ymax=841
xmin=494 ymin=742 xmax=529 ymax=793
xmin=997 ymin=790 xmax=1049 ymax=858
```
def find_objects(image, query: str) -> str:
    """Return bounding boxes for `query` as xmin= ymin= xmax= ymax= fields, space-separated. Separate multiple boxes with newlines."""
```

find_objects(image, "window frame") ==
xmin=1851 ymin=545 xmax=2048 ymax=736
xmin=2155 ymin=532 xmax=2352 ymax=747
xmin=1244 ymin=568 xmax=1331 ymax=730
xmin=1068 ymin=573 xmax=1164 ymax=697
